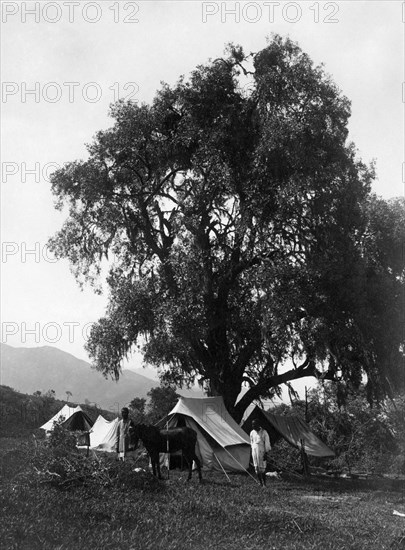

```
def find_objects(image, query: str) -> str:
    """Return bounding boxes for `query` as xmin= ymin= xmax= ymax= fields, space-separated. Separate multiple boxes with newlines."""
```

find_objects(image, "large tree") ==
xmin=49 ymin=36 xmax=404 ymax=421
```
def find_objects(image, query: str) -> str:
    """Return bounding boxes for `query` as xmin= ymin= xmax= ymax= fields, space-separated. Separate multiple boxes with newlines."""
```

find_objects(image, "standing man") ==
xmin=250 ymin=419 xmax=271 ymax=486
xmin=116 ymin=407 xmax=136 ymax=461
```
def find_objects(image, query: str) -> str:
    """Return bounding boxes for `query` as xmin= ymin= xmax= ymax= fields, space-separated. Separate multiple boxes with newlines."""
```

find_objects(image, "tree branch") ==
xmin=234 ymin=358 xmax=337 ymax=419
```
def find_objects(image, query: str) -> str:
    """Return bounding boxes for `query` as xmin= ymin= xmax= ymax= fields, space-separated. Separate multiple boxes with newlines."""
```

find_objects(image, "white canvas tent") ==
xmin=40 ymin=404 xmax=83 ymax=432
xmin=168 ymin=396 xmax=251 ymax=472
xmin=242 ymin=406 xmax=335 ymax=457
xmin=88 ymin=415 xmax=119 ymax=452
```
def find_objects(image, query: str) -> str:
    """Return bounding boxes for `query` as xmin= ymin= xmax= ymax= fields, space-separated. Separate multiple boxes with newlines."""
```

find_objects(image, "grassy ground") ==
xmin=1 ymin=437 xmax=404 ymax=550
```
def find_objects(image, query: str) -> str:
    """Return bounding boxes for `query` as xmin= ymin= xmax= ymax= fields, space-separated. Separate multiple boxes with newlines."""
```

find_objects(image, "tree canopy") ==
xmin=49 ymin=36 xmax=404 ymax=422
xmin=144 ymin=386 xmax=179 ymax=425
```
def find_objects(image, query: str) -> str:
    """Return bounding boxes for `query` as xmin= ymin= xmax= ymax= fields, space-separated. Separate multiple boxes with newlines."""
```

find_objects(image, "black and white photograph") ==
xmin=1 ymin=1 xmax=404 ymax=548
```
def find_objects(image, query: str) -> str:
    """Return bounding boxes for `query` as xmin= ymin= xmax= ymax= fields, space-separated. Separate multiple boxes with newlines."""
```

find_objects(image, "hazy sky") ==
xmin=1 ymin=1 xmax=404 ymax=390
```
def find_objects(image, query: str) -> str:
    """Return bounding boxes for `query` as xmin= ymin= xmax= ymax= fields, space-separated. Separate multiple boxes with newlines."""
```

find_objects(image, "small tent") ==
xmin=242 ymin=406 xmax=334 ymax=457
xmin=168 ymin=396 xmax=251 ymax=472
xmin=40 ymin=404 xmax=93 ymax=433
xmin=88 ymin=415 xmax=119 ymax=452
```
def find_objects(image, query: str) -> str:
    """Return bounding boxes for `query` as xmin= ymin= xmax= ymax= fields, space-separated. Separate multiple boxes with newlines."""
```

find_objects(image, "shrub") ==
xmin=19 ymin=425 xmax=163 ymax=493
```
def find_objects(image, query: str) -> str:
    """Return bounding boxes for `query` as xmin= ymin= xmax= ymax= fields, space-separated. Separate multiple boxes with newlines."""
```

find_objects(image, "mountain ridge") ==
xmin=0 ymin=343 xmax=200 ymax=409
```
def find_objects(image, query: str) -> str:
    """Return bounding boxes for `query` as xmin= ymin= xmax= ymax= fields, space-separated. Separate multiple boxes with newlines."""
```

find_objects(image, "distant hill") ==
xmin=0 ymin=344 xmax=161 ymax=410
xmin=0 ymin=344 xmax=203 ymax=409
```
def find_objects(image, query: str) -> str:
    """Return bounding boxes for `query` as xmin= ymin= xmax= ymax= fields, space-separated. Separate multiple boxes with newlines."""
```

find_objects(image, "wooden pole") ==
xmin=166 ymin=420 xmax=170 ymax=479
xmin=305 ymin=386 xmax=308 ymax=423
xmin=300 ymin=439 xmax=309 ymax=476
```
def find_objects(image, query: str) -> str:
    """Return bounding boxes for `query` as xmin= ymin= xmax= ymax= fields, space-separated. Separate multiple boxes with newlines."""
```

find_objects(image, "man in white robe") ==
xmin=116 ymin=407 xmax=136 ymax=461
xmin=250 ymin=419 xmax=271 ymax=486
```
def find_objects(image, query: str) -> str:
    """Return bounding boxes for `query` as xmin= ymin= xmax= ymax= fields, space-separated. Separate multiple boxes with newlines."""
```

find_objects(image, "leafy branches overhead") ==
xmin=49 ymin=36 xmax=404 ymax=421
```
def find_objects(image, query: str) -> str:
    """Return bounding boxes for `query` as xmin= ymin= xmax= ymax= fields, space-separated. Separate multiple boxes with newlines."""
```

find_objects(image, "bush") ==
xmin=47 ymin=422 xmax=77 ymax=450
xmin=18 ymin=425 xmax=164 ymax=493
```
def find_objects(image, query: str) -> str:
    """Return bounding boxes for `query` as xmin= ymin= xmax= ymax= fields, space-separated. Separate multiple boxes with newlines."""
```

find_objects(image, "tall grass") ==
xmin=1 ymin=437 xmax=404 ymax=550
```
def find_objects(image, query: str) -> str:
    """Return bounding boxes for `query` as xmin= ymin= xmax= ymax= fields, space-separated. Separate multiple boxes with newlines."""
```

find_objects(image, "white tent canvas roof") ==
xmin=168 ymin=396 xmax=251 ymax=472
xmin=40 ymin=404 xmax=83 ymax=432
xmin=89 ymin=415 xmax=119 ymax=452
